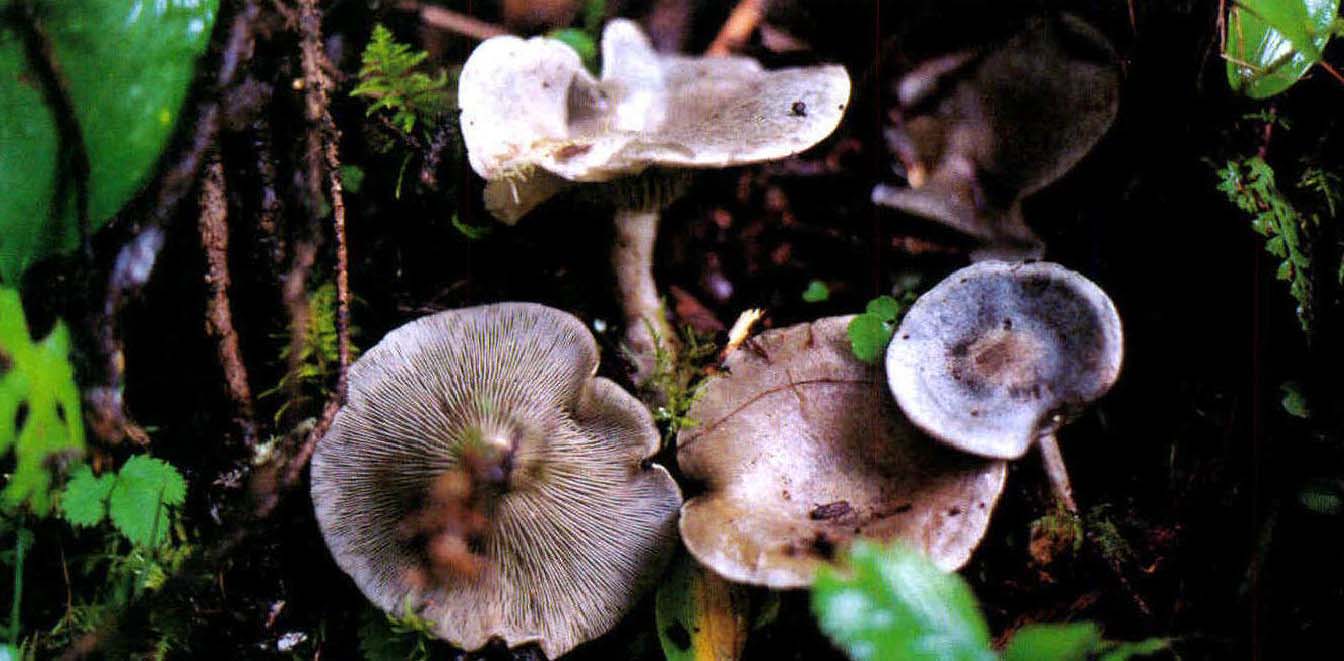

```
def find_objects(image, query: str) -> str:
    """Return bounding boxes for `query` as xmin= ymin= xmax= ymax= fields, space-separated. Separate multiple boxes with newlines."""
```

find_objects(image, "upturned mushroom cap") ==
xmin=885 ymin=261 xmax=1123 ymax=460
xmin=677 ymin=316 xmax=1006 ymax=589
xmin=873 ymin=14 xmax=1119 ymax=258
xmin=458 ymin=18 xmax=851 ymax=221
xmin=311 ymin=303 xmax=682 ymax=658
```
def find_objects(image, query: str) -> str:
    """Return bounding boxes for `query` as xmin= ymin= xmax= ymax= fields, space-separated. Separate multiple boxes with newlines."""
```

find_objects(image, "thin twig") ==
xmin=398 ymin=1 xmax=508 ymax=41
xmin=706 ymin=0 xmax=765 ymax=55
xmin=297 ymin=0 xmax=351 ymax=400
xmin=198 ymin=156 xmax=259 ymax=449
xmin=1317 ymin=60 xmax=1344 ymax=87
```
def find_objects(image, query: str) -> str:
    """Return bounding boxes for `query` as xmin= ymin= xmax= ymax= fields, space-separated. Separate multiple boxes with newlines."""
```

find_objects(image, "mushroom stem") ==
xmin=612 ymin=207 xmax=678 ymax=384
xmin=1036 ymin=433 xmax=1078 ymax=514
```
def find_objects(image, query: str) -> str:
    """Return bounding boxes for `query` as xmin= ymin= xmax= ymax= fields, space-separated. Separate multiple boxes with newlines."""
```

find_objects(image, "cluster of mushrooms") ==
xmin=310 ymin=14 xmax=1125 ymax=658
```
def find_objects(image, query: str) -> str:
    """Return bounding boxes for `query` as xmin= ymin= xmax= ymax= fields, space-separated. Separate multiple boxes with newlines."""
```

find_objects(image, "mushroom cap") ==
xmin=458 ymin=18 xmax=851 ymax=221
xmin=885 ymin=261 xmax=1123 ymax=460
xmin=873 ymin=14 xmax=1119 ymax=258
xmin=676 ymin=316 xmax=1006 ymax=589
xmin=311 ymin=303 xmax=682 ymax=658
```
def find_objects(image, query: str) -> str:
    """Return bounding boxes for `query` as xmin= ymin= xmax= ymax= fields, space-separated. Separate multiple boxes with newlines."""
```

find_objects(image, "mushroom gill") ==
xmin=311 ymin=302 xmax=682 ymax=658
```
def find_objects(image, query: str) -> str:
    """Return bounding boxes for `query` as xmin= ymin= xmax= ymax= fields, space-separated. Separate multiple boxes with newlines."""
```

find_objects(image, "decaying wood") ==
xmin=198 ymin=156 xmax=259 ymax=449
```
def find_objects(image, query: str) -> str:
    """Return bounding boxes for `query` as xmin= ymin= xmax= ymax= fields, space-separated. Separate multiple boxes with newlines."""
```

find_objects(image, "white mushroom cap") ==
xmin=885 ymin=261 xmax=1123 ymax=460
xmin=677 ymin=316 xmax=1006 ymax=589
xmin=310 ymin=303 xmax=682 ymax=658
xmin=458 ymin=18 xmax=852 ymax=221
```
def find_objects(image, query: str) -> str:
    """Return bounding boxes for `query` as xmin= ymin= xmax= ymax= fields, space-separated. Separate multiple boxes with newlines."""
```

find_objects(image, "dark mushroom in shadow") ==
xmin=872 ymin=13 xmax=1120 ymax=259
xmin=310 ymin=302 xmax=682 ymax=658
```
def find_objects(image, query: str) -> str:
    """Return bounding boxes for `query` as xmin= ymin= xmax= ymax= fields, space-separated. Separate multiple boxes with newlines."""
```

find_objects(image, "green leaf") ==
xmin=1003 ymin=623 xmax=1102 ymax=661
xmin=1225 ymin=0 xmax=1339 ymax=98
xmin=549 ymin=28 xmax=599 ymax=72
xmin=0 ymin=286 xmax=86 ymax=515
xmin=812 ymin=541 xmax=996 ymax=661
xmin=1279 ymin=381 xmax=1311 ymax=418
xmin=59 ymin=463 xmax=114 ymax=527
xmin=802 ymin=280 xmax=831 ymax=303
xmin=340 ymin=164 xmax=366 ymax=194
xmin=353 ymin=25 xmax=452 ymax=136
xmin=0 ymin=0 xmax=219 ymax=283
xmin=1298 ymin=479 xmax=1343 ymax=515
xmin=107 ymin=455 xmax=186 ymax=548
xmin=865 ymin=295 xmax=902 ymax=321
xmin=847 ymin=296 xmax=906 ymax=364
xmin=656 ymin=552 xmax=750 ymax=661
xmin=1098 ymin=637 xmax=1171 ymax=661
xmin=358 ymin=599 xmax=433 ymax=661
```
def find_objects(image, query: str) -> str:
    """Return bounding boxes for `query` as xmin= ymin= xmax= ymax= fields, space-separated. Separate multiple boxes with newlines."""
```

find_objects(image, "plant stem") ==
xmin=1037 ymin=433 xmax=1078 ymax=513
xmin=612 ymin=208 xmax=677 ymax=384
xmin=7 ymin=521 xmax=28 ymax=644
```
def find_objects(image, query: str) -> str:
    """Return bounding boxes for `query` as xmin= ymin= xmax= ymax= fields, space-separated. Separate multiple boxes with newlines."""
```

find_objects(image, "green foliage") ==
xmin=549 ymin=29 xmax=598 ymax=71
xmin=108 ymin=456 xmax=187 ymax=548
xmin=1224 ymin=0 xmax=1339 ymax=98
xmin=58 ymin=465 xmax=114 ymax=527
xmin=1279 ymin=381 xmax=1311 ymax=418
xmin=359 ymin=600 xmax=435 ymax=661
xmin=60 ymin=456 xmax=187 ymax=548
xmin=847 ymin=295 xmax=912 ymax=364
xmin=352 ymin=25 xmax=453 ymax=135
xmin=548 ymin=0 xmax=606 ymax=71
xmin=263 ymin=283 xmax=357 ymax=420
xmin=1002 ymin=624 xmax=1101 ymax=661
xmin=0 ymin=0 xmax=219 ymax=282
xmin=1298 ymin=478 xmax=1343 ymax=514
xmin=0 ymin=287 xmax=85 ymax=515
xmin=1216 ymin=156 xmax=1314 ymax=333
xmin=813 ymin=541 xmax=995 ymax=661
xmin=802 ymin=280 xmax=831 ymax=303
xmin=644 ymin=323 xmax=717 ymax=447
xmin=812 ymin=542 xmax=1169 ymax=661
xmin=451 ymin=213 xmax=493 ymax=240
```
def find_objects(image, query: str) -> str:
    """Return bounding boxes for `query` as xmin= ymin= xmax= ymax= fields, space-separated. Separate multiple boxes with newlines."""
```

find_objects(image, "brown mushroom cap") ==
xmin=676 ymin=316 xmax=1006 ymax=589
xmin=311 ymin=303 xmax=682 ymax=658
xmin=885 ymin=261 xmax=1123 ymax=460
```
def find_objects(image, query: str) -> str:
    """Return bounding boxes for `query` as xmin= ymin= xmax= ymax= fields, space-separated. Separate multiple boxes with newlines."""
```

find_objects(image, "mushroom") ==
xmin=872 ymin=13 xmax=1119 ymax=259
xmin=310 ymin=302 xmax=683 ymax=657
xmin=884 ymin=261 xmax=1123 ymax=513
xmin=458 ymin=19 xmax=850 ymax=380
xmin=676 ymin=316 xmax=1006 ymax=588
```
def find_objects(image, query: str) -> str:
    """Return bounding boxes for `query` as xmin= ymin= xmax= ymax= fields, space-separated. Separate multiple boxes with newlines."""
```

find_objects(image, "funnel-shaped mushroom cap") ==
xmin=458 ymin=18 xmax=851 ymax=221
xmin=311 ymin=303 xmax=682 ymax=658
xmin=886 ymin=261 xmax=1123 ymax=460
xmin=677 ymin=316 xmax=1006 ymax=589
xmin=873 ymin=14 xmax=1119 ymax=258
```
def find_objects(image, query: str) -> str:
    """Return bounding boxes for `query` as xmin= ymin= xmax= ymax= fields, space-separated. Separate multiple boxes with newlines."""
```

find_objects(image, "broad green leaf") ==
xmin=0 ymin=286 xmax=86 ymax=515
xmin=812 ymin=541 xmax=996 ymax=661
xmin=1225 ymin=0 xmax=1339 ymax=98
xmin=802 ymin=280 xmax=831 ymax=303
xmin=1002 ymin=623 xmax=1102 ymax=661
xmin=1279 ymin=381 xmax=1311 ymax=418
xmin=59 ymin=463 xmax=114 ymax=527
xmin=107 ymin=455 xmax=187 ymax=547
xmin=0 ymin=0 xmax=218 ymax=282
xmin=656 ymin=552 xmax=750 ymax=661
